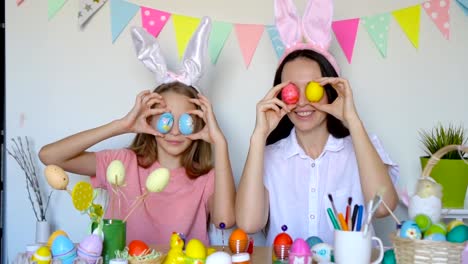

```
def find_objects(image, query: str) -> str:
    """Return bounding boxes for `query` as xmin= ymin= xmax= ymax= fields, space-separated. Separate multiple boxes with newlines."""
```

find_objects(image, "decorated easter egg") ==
xmin=447 ymin=220 xmax=465 ymax=232
xmin=78 ymin=234 xmax=103 ymax=256
xmin=424 ymin=233 xmax=447 ymax=242
xmin=128 ymin=240 xmax=150 ymax=256
xmin=382 ymin=249 xmax=396 ymax=264
xmin=185 ymin=239 xmax=207 ymax=259
xmin=290 ymin=238 xmax=311 ymax=256
xmin=106 ymin=160 xmax=126 ymax=186
xmin=399 ymin=220 xmax=422 ymax=239
xmin=281 ymin=83 xmax=299 ymax=105
xmin=51 ymin=235 xmax=75 ymax=256
xmin=273 ymin=226 xmax=293 ymax=259
xmin=306 ymin=236 xmax=323 ymax=249
xmin=311 ymin=243 xmax=333 ymax=263
xmin=206 ymin=251 xmax=232 ymax=264
xmin=146 ymin=168 xmax=170 ymax=192
xmin=179 ymin=113 xmax=194 ymax=135
xmin=229 ymin=229 xmax=249 ymax=253
xmin=71 ymin=181 xmax=94 ymax=211
xmin=32 ymin=246 xmax=52 ymax=264
xmin=447 ymin=225 xmax=468 ymax=243
xmin=44 ymin=165 xmax=69 ymax=190
xmin=157 ymin=112 xmax=174 ymax=134
xmin=305 ymin=82 xmax=324 ymax=102
xmin=425 ymin=222 xmax=447 ymax=237
xmin=414 ymin=214 xmax=432 ymax=232
xmin=47 ymin=230 xmax=68 ymax=248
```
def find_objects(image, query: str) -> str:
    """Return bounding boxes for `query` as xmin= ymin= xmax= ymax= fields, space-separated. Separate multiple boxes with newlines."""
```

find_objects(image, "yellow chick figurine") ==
xmin=163 ymin=232 xmax=186 ymax=264
xmin=409 ymin=177 xmax=443 ymax=223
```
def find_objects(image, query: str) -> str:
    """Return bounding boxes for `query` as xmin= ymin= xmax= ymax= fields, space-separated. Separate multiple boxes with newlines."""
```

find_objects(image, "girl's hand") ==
xmin=120 ymin=90 xmax=168 ymax=136
xmin=312 ymin=77 xmax=360 ymax=128
xmin=187 ymin=94 xmax=225 ymax=144
xmin=254 ymin=82 xmax=293 ymax=138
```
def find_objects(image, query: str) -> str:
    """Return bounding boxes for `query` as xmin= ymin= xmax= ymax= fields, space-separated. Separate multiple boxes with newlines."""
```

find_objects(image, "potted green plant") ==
xmin=419 ymin=123 xmax=468 ymax=208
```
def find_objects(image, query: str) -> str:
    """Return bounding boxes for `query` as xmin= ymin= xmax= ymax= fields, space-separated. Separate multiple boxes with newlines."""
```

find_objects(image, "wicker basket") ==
xmin=391 ymin=145 xmax=468 ymax=264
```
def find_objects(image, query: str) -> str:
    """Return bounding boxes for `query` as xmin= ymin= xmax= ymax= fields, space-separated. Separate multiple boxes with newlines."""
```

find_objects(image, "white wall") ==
xmin=5 ymin=0 xmax=468 ymax=261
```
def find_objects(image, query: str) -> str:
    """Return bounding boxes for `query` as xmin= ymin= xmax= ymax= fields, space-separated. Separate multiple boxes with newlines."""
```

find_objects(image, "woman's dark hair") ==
xmin=266 ymin=49 xmax=350 ymax=145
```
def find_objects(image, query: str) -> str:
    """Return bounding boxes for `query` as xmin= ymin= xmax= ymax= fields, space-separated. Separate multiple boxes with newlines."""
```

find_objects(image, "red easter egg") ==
xmin=281 ymin=83 xmax=299 ymax=104
xmin=128 ymin=240 xmax=149 ymax=256
xmin=274 ymin=233 xmax=293 ymax=246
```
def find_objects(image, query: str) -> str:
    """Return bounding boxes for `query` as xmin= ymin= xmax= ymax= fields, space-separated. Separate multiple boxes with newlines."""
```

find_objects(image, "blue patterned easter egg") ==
xmin=157 ymin=112 xmax=174 ymax=134
xmin=400 ymin=220 xmax=422 ymax=240
xmin=179 ymin=113 xmax=194 ymax=135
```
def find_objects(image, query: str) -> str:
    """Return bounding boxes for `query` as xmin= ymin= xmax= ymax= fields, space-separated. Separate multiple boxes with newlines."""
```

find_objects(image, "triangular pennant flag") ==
xmin=234 ymin=24 xmax=264 ymax=68
xmin=78 ymin=0 xmax=108 ymax=27
xmin=266 ymin=25 xmax=285 ymax=59
xmin=172 ymin=15 xmax=201 ymax=59
xmin=392 ymin=5 xmax=421 ymax=49
xmin=422 ymin=0 xmax=450 ymax=39
xmin=456 ymin=0 xmax=468 ymax=15
xmin=332 ymin=18 xmax=360 ymax=64
xmin=17 ymin=0 xmax=24 ymax=6
xmin=110 ymin=0 xmax=139 ymax=43
xmin=209 ymin=21 xmax=233 ymax=64
xmin=141 ymin=7 xmax=171 ymax=38
xmin=362 ymin=13 xmax=391 ymax=58
xmin=48 ymin=0 xmax=68 ymax=20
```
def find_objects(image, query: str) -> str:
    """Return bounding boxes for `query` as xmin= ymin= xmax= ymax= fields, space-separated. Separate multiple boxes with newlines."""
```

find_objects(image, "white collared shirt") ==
xmin=263 ymin=128 xmax=399 ymax=245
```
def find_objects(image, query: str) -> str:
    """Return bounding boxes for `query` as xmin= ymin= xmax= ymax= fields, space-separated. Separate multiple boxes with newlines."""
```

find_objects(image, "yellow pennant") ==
xmin=172 ymin=15 xmax=201 ymax=59
xmin=392 ymin=5 xmax=421 ymax=49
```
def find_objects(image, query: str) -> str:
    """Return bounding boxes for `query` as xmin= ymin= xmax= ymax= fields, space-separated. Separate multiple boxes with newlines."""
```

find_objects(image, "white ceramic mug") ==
xmin=334 ymin=230 xmax=384 ymax=264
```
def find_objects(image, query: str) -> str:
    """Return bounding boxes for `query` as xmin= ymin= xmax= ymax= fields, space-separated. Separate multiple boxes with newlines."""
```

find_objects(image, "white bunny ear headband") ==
xmin=131 ymin=16 xmax=212 ymax=93
xmin=275 ymin=0 xmax=340 ymax=74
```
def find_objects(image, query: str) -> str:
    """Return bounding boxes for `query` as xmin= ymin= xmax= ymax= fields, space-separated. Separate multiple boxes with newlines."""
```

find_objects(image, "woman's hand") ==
xmin=186 ymin=94 xmax=225 ymax=144
xmin=120 ymin=90 xmax=168 ymax=136
xmin=254 ymin=82 xmax=293 ymax=138
xmin=313 ymin=77 xmax=360 ymax=128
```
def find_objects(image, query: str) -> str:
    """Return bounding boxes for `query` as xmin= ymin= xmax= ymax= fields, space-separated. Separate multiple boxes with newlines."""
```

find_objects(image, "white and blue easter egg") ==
xmin=424 ymin=233 xmax=446 ymax=242
xmin=179 ymin=113 xmax=194 ymax=135
xmin=311 ymin=243 xmax=333 ymax=263
xmin=400 ymin=220 xmax=422 ymax=240
xmin=157 ymin=112 xmax=174 ymax=134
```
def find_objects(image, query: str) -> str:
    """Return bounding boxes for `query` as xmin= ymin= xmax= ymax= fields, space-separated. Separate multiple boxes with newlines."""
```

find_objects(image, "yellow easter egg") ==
xmin=71 ymin=182 xmax=94 ymax=211
xmin=305 ymin=82 xmax=324 ymax=102
xmin=106 ymin=160 xmax=126 ymax=186
xmin=32 ymin=246 xmax=51 ymax=264
xmin=44 ymin=165 xmax=69 ymax=190
xmin=146 ymin=168 xmax=170 ymax=193
xmin=185 ymin=239 xmax=207 ymax=259
xmin=47 ymin=230 xmax=68 ymax=248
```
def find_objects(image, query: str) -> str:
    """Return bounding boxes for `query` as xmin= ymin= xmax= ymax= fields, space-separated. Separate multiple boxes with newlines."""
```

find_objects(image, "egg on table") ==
xmin=311 ymin=243 xmax=333 ymax=263
xmin=44 ymin=165 xmax=69 ymax=190
xmin=229 ymin=228 xmax=249 ymax=253
xmin=146 ymin=168 xmax=170 ymax=193
xmin=305 ymin=236 xmax=323 ymax=249
xmin=289 ymin=238 xmax=312 ymax=264
xmin=185 ymin=239 xmax=207 ymax=260
xmin=106 ymin=160 xmax=126 ymax=186
xmin=128 ymin=240 xmax=150 ymax=257
xmin=206 ymin=251 xmax=232 ymax=264
xmin=47 ymin=230 xmax=68 ymax=248
xmin=273 ymin=228 xmax=293 ymax=260
xmin=32 ymin=246 xmax=52 ymax=264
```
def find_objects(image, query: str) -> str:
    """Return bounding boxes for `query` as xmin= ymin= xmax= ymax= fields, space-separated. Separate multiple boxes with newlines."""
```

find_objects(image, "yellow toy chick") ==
xmin=163 ymin=232 xmax=186 ymax=264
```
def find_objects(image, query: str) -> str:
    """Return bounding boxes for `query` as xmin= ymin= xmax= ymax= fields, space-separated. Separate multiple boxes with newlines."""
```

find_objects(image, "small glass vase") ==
xmin=36 ymin=220 xmax=51 ymax=244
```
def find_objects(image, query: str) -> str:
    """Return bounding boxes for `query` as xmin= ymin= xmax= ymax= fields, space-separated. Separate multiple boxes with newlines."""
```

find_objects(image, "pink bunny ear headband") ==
xmin=275 ymin=0 xmax=340 ymax=74
xmin=131 ymin=16 xmax=212 ymax=93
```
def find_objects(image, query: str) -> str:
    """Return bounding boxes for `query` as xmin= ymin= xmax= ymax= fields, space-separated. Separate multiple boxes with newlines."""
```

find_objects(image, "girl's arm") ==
xmin=39 ymin=90 xmax=167 ymax=176
xmin=314 ymin=77 xmax=398 ymax=218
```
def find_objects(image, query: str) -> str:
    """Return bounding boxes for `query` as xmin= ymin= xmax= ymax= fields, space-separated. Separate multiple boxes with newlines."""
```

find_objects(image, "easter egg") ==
xmin=179 ymin=113 xmax=194 ymax=135
xmin=311 ymin=243 xmax=333 ymax=263
xmin=229 ymin=229 xmax=249 ymax=253
xmin=305 ymin=82 xmax=324 ymax=102
xmin=71 ymin=182 xmax=94 ymax=211
xmin=146 ymin=168 xmax=170 ymax=192
xmin=47 ymin=230 xmax=68 ymax=248
xmin=447 ymin=225 xmax=468 ymax=243
xmin=425 ymin=222 xmax=447 ymax=237
xmin=306 ymin=236 xmax=323 ymax=249
xmin=157 ymin=112 xmax=174 ymax=134
xmin=447 ymin=220 xmax=465 ymax=232
xmin=382 ymin=249 xmax=396 ymax=264
xmin=128 ymin=240 xmax=150 ymax=256
xmin=78 ymin=234 xmax=103 ymax=256
xmin=206 ymin=251 xmax=232 ymax=264
xmin=273 ymin=231 xmax=293 ymax=259
xmin=273 ymin=233 xmax=293 ymax=246
xmin=399 ymin=220 xmax=422 ymax=240
xmin=51 ymin=235 xmax=75 ymax=256
xmin=44 ymin=165 xmax=69 ymax=190
xmin=424 ymin=233 xmax=447 ymax=242
xmin=290 ymin=238 xmax=311 ymax=256
xmin=414 ymin=214 xmax=432 ymax=232
xmin=106 ymin=160 xmax=126 ymax=186
xmin=185 ymin=239 xmax=207 ymax=259
xmin=32 ymin=246 xmax=52 ymax=264
xmin=281 ymin=83 xmax=299 ymax=105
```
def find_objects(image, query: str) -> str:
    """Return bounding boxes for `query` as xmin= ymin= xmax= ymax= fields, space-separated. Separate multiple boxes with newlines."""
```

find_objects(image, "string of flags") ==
xmin=19 ymin=0 xmax=468 ymax=67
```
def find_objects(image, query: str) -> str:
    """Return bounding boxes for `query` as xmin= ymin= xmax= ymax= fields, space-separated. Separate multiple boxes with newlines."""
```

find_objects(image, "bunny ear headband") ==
xmin=131 ymin=16 xmax=212 ymax=93
xmin=275 ymin=0 xmax=340 ymax=74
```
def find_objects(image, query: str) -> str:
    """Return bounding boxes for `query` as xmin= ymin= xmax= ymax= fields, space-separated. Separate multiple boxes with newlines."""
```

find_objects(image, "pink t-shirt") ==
xmin=91 ymin=149 xmax=215 ymax=245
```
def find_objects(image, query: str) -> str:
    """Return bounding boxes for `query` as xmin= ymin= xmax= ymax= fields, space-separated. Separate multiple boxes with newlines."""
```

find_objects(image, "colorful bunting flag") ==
xmin=362 ymin=13 xmax=391 ymax=58
xmin=17 ymin=0 xmax=24 ymax=6
xmin=48 ymin=0 xmax=68 ymax=20
xmin=332 ymin=18 xmax=360 ymax=64
xmin=172 ymin=15 xmax=201 ymax=59
xmin=141 ymin=7 xmax=171 ymax=38
xmin=209 ymin=21 xmax=233 ymax=64
xmin=266 ymin=25 xmax=285 ymax=59
xmin=78 ymin=0 xmax=108 ymax=27
xmin=422 ymin=0 xmax=450 ymax=39
xmin=392 ymin=5 xmax=421 ymax=49
xmin=110 ymin=0 xmax=139 ymax=43
xmin=456 ymin=0 xmax=468 ymax=15
xmin=234 ymin=24 xmax=264 ymax=68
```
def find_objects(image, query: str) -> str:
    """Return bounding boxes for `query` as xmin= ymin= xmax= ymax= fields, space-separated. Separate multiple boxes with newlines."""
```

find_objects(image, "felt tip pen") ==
xmin=356 ymin=205 xmax=364 ymax=232
xmin=327 ymin=208 xmax=341 ymax=230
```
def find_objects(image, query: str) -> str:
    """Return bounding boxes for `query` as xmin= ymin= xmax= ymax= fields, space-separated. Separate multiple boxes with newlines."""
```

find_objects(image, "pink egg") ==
xmin=281 ymin=83 xmax=299 ymax=105
xmin=78 ymin=234 xmax=103 ymax=256
xmin=290 ymin=238 xmax=311 ymax=256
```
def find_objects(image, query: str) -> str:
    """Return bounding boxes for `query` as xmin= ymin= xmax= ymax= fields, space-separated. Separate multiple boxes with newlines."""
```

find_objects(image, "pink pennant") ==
xmin=17 ymin=0 xmax=24 ymax=6
xmin=140 ymin=7 xmax=171 ymax=38
xmin=422 ymin=0 xmax=450 ymax=39
xmin=332 ymin=18 xmax=360 ymax=64
xmin=234 ymin=24 xmax=264 ymax=68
